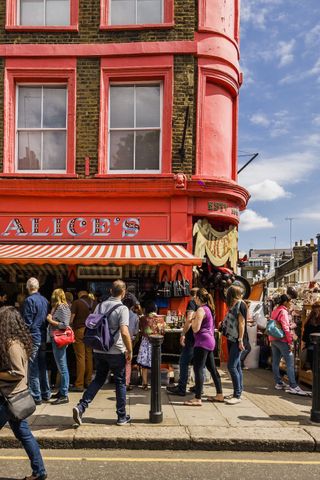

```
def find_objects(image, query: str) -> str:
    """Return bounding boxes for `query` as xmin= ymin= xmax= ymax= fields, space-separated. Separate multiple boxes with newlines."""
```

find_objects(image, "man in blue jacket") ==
xmin=22 ymin=277 xmax=51 ymax=404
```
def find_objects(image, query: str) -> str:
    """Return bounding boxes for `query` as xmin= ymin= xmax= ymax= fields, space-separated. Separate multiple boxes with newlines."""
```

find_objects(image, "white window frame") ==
xmin=17 ymin=0 xmax=70 ymax=26
xmin=109 ymin=0 xmax=164 ymax=26
xmin=15 ymin=83 xmax=68 ymax=173
xmin=108 ymin=81 xmax=163 ymax=174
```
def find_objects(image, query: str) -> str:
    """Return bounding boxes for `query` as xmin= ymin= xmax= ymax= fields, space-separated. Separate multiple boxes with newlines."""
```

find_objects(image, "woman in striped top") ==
xmin=47 ymin=289 xmax=71 ymax=405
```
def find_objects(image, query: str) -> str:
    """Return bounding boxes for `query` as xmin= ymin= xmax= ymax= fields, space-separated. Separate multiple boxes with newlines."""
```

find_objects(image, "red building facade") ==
xmin=0 ymin=0 xmax=249 ymax=314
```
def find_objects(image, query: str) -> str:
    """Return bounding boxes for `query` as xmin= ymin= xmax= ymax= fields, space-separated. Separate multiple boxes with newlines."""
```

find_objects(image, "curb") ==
xmin=0 ymin=426 xmax=318 ymax=452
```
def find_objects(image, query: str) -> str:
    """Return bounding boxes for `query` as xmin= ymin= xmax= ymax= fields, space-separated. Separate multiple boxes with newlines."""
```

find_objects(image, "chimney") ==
xmin=294 ymin=241 xmax=298 ymax=247
xmin=310 ymin=238 xmax=314 ymax=247
xmin=299 ymin=240 xmax=303 ymax=246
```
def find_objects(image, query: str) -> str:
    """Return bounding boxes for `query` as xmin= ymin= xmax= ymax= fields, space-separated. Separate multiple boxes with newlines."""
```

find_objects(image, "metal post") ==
xmin=316 ymin=233 xmax=320 ymax=273
xmin=149 ymin=334 xmax=164 ymax=424
xmin=310 ymin=333 xmax=320 ymax=423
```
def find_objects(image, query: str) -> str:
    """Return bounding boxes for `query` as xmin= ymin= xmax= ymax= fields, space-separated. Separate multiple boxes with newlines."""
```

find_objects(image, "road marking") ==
xmin=1 ymin=456 xmax=320 ymax=465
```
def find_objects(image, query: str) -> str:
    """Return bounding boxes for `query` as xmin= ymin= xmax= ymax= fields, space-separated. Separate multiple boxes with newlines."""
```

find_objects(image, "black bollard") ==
xmin=310 ymin=333 xmax=320 ymax=423
xmin=149 ymin=334 xmax=164 ymax=424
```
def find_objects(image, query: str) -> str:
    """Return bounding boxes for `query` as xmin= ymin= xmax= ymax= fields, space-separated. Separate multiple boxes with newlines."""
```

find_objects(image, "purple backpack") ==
xmin=84 ymin=303 xmax=122 ymax=352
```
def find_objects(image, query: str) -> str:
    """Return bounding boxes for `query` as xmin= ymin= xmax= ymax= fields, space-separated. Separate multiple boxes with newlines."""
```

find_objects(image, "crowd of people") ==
xmin=0 ymin=278 xmax=316 ymax=479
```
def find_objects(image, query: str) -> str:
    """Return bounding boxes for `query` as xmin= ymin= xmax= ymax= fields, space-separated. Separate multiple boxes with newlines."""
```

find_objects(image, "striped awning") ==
xmin=0 ymin=244 xmax=201 ymax=266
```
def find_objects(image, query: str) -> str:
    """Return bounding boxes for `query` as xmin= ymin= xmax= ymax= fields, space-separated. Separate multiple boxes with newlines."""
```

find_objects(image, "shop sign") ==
xmin=0 ymin=215 xmax=169 ymax=242
xmin=208 ymin=202 xmax=239 ymax=218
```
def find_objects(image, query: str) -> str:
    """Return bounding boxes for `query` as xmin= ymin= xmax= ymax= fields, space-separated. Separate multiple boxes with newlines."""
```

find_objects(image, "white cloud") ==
xmin=279 ymin=58 xmax=320 ymax=85
xmin=298 ymin=212 xmax=320 ymax=221
xmin=300 ymin=133 xmax=320 ymax=148
xmin=305 ymin=24 xmax=320 ymax=47
xmin=276 ymin=40 xmax=295 ymax=67
xmin=239 ymin=151 xmax=317 ymax=187
xmin=312 ymin=115 xmax=320 ymax=127
xmin=248 ymin=179 xmax=290 ymax=201
xmin=239 ymin=209 xmax=274 ymax=231
xmin=250 ymin=113 xmax=270 ymax=127
xmin=241 ymin=63 xmax=255 ymax=87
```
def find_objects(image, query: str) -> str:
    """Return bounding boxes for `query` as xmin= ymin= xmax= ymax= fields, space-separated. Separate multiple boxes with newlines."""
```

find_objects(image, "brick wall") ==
xmin=0 ymin=0 xmax=195 ymax=44
xmin=76 ymin=58 xmax=100 ymax=178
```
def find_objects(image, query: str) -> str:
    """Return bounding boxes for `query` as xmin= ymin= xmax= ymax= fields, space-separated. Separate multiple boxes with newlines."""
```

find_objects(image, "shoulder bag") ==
xmin=266 ymin=313 xmax=285 ymax=339
xmin=1 ymin=389 xmax=36 ymax=421
xmin=52 ymin=326 xmax=75 ymax=348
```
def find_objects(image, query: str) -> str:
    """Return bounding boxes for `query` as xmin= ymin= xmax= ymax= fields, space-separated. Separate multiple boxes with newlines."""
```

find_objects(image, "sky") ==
xmin=237 ymin=0 xmax=320 ymax=252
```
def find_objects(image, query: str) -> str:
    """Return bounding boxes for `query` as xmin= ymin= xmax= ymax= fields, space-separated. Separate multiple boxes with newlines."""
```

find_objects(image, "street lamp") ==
xmin=285 ymin=217 xmax=295 ymax=251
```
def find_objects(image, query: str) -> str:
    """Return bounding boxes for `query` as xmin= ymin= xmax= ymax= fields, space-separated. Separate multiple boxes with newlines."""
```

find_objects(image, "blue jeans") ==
xmin=78 ymin=353 xmax=127 ymax=420
xmin=0 ymin=397 xmax=46 ymax=477
xmin=227 ymin=340 xmax=243 ymax=398
xmin=29 ymin=342 xmax=51 ymax=401
xmin=51 ymin=341 xmax=69 ymax=397
xmin=178 ymin=343 xmax=194 ymax=393
xmin=271 ymin=341 xmax=297 ymax=388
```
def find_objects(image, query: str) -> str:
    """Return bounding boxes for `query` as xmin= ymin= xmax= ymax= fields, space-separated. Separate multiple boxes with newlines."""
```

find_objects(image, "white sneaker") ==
xmin=275 ymin=382 xmax=288 ymax=390
xmin=285 ymin=386 xmax=309 ymax=396
xmin=225 ymin=397 xmax=242 ymax=405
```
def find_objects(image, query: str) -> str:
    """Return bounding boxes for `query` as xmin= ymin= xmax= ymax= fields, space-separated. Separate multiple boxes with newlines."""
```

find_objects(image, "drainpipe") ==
xmin=317 ymin=234 xmax=320 ymax=273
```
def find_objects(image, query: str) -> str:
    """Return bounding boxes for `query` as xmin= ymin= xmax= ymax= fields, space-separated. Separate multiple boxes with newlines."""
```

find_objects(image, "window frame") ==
xmin=100 ymin=0 xmax=174 ymax=30
xmin=3 ymin=58 xmax=77 ymax=177
xmin=6 ymin=0 xmax=79 ymax=31
xmin=15 ymin=84 xmax=68 ymax=174
xmin=108 ymin=81 xmax=163 ymax=174
xmin=98 ymin=56 xmax=173 ymax=177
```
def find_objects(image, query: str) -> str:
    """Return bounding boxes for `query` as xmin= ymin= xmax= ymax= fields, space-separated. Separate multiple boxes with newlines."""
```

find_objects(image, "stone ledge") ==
xmin=0 ymin=425 xmax=317 ymax=452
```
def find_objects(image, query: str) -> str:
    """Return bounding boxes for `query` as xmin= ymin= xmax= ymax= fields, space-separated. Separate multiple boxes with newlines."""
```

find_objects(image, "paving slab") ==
xmin=73 ymin=425 xmax=190 ymax=449
xmin=187 ymin=426 xmax=315 ymax=451
xmin=303 ymin=426 xmax=320 ymax=452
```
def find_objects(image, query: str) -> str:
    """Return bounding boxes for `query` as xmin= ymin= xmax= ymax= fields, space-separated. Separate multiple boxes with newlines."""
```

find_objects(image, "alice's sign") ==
xmin=0 ymin=215 xmax=169 ymax=242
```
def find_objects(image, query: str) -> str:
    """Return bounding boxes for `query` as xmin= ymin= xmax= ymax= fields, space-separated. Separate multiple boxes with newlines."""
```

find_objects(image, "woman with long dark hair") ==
xmin=302 ymin=302 xmax=320 ymax=370
xmin=184 ymin=288 xmax=223 ymax=406
xmin=0 ymin=306 xmax=47 ymax=480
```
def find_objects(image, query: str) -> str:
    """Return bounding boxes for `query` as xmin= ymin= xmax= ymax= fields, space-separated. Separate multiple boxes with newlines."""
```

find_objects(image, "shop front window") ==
xmin=16 ymin=86 xmax=67 ymax=172
xmin=19 ymin=0 xmax=70 ymax=25
xmin=109 ymin=83 xmax=161 ymax=172
xmin=110 ymin=0 xmax=163 ymax=25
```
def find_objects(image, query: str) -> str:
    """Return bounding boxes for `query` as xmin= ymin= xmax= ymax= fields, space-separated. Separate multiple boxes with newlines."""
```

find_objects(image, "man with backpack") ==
xmin=72 ymin=280 xmax=132 ymax=426
xmin=70 ymin=291 xmax=97 ymax=392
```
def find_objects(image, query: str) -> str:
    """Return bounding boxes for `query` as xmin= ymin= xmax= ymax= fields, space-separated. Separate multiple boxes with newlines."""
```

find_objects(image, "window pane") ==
xmin=43 ymin=131 xmax=66 ymax=170
xmin=43 ymin=87 xmax=67 ymax=128
xmin=136 ymin=85 xmax=160 ymax=128
xmin=46 ymin=0 xmax=70 ymax=26
xmin=18 ymin=87 xmax=42 ymax=129
xmin=20 ymin=0 xmax=43 ymax=26
xmin=110 ymin=86 xmax=134 ymax=128
xmin=110 ymin=0 xmax=135 ymax=25
xmin=137 ymin=0 xmax=162 ymax=24
xmin=18 ymin=132 xmax=41 ymax=170
xmin=110 ymin=131 xmax=134 ymax=170
xmin=135 ymin=130 xmax=160 ymax=170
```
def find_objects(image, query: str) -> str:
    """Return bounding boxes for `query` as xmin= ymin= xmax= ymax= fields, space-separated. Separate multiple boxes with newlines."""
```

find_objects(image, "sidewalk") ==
xmin=1 ymin=367 xmax=319 ymax=452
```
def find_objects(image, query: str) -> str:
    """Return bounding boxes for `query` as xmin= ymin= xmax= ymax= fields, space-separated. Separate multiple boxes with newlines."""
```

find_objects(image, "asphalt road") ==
xmin=1 ymin=449 xmax=320 ymax=480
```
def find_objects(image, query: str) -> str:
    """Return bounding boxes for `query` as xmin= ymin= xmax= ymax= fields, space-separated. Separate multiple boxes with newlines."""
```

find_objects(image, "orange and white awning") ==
xmin=0 ymin=244 xmax=201 ymax=266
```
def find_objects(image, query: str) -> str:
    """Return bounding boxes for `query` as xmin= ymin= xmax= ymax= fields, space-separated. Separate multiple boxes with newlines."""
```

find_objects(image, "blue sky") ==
xmin=238 ymin=0 xmax=320 ymax=252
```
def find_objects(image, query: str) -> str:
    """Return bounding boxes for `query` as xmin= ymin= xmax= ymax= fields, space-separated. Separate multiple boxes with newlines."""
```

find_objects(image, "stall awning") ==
xmin=0 ymin=244 xmax=202 ymax=266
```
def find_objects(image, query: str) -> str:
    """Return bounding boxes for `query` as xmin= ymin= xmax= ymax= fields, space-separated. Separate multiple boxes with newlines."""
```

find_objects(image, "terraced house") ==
xmin=0 ymin=0 xmax=248 ymax=318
